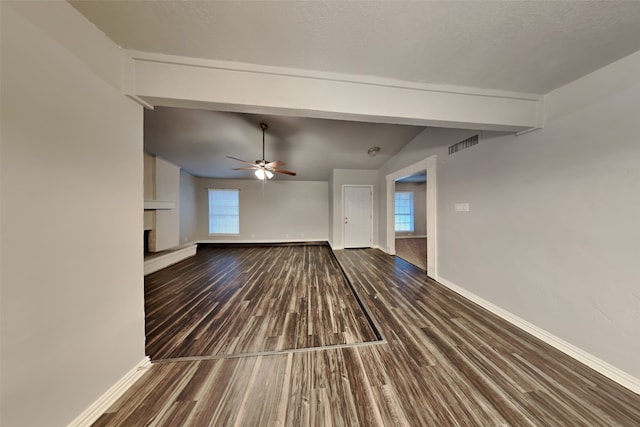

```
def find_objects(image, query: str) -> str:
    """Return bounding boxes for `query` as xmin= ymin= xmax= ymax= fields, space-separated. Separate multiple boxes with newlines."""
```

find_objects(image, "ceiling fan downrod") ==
xmin=226 ymin=121 xmax=296 ymax=179
xmin=260 ymin=122 xmax=268 ymax=163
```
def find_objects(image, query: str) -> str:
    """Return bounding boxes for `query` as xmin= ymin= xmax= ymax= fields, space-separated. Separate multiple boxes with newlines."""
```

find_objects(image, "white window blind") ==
xmin=208 ymin=189 xmax=239 ymax=234
xmin=394 ymin=191 xmax=414 ymax=232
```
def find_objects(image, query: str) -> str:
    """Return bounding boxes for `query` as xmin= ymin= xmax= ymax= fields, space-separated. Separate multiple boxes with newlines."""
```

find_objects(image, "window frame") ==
xmin=208 ymin=188 xmax=240 ymax=235
xmin=394 ymin=191 xmax=414 ymax=233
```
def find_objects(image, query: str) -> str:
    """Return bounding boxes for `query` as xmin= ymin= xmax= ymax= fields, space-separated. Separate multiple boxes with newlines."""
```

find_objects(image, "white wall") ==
xmin=180 ymin=169 xmax=198 ymax=244
xmin=196 ymin=178 xmax=329 ymax=242
xmin=395 ymin=181 xmax=427 ymax=236
xmin=1 ymin=3 xmax=146 ymax=426
xmin=330 ymin=169 xmax=379 ymax=249
xmin=129 ymin=52 xmax=542 ymax=132
xmin=143 ymin=152 xmax=156 ymax=199
xmin=144 ymin=154 xmax=181 ymax=250
xmin=152 ymin=156 xmax=180 ymax=251
xmin=143 ymin=153 xmax=155 ymax=230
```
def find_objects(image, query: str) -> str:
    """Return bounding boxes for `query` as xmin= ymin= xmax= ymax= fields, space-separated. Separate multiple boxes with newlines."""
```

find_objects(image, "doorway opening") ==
xmin=386 ymin=155 xmax=437 ymax=277
xmin=394 ymin=172 xmax=427 ymax=270
xmin=343 ymin=185 xmax=373 ymax=248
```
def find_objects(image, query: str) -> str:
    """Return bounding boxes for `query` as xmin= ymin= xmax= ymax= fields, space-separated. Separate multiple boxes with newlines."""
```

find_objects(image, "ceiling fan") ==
xmin=227 ymin=122 xmax=296 ymax=180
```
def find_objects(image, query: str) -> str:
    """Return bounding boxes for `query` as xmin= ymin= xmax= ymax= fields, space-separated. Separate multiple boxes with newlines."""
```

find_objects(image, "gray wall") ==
xmin=437 ymin=89 xmax=640 ymax=378
xmin=4 ymin=5 xmax=638 ymax=426
xmin=379 ymin=51 xmax=640 ymax=380
xmin=378 ymin=127 xmax=477 ymax=251
xmin=195 ymin=178 xmax=329 ymax=242
xmin=1 ymin=3 xmax=146 ymax=426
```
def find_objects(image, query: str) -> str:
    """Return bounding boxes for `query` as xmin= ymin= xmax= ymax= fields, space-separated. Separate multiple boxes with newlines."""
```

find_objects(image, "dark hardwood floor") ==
xmin=144 ymin=244 xmax=379 ymax=360
xmin=395 ymin=237 xmax=427 ymax=271
xmin=93 ymin=246 xmax=640 ymax=426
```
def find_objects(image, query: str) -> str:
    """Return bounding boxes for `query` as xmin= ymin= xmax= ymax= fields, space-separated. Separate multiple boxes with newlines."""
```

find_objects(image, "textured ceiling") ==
xmin=70 ymin=1 xmax=640 ymax=180
xmin=71 ymin=0 xmax=640 ymax=93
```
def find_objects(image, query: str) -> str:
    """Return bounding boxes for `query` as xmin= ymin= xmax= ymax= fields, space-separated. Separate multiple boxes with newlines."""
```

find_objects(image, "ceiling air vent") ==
xmin=448 ymin=134 xmax=479 ymax=155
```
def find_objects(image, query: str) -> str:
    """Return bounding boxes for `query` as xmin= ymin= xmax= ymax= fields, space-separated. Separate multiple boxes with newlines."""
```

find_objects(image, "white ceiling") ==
xmin=71 ymin=1 xmax=640 ymax=93
xmin=70 ymin=1 xmax=640 ymax=180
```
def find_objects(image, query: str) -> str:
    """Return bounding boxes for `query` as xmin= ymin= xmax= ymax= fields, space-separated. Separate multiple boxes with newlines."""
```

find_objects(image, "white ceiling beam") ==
xmin=125 ymin=51 xmax=544 ymax=132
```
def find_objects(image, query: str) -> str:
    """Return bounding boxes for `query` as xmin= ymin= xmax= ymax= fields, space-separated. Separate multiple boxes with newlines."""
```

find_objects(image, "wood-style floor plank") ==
xmin=144 ymin=244 xmax=379 ymax=360
xmin=93 ymin=246 xmax=640 ymax=426
xmin=336 ymin=249 xmax=640 ymax=426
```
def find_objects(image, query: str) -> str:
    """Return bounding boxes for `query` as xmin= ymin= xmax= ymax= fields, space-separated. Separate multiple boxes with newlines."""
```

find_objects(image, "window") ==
xmin=208 ymin=189 xmax=239 ymax=234
xmin=394 ymin=191 xmax=414 ymax=232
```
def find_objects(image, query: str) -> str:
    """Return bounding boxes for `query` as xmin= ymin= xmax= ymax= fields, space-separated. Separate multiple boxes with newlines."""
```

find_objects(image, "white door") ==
xmin=343 ymin=186 xmax=372 ymax=248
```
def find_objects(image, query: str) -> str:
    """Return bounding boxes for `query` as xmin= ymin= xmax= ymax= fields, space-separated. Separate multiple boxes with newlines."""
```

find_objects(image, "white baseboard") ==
xmin=378 ymin=246 xmax=393 ymax=255
xmin=144 ymin=244 xmax=197 ymax=276
xmin=67 ymin=356 xmax=151 ymax=427
xmin=435 ymin=275 xmax=640 ymax=396
xmin=197 ymin=238 xmax=327 ymax=244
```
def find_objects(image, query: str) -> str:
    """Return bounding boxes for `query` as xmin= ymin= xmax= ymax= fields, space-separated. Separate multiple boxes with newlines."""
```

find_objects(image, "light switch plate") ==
xmin=455 ymin=203 xmax=470 ymax=212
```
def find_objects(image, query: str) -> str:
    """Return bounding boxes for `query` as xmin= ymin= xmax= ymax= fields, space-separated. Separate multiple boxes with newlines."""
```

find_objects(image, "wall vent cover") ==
xmin=448 ymin=134 xmax=479 ymax=155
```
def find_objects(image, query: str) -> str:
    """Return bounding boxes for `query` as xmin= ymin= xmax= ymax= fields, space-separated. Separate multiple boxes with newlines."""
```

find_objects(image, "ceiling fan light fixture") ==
xmin=254 ymin=169 xmax=274 ymax=180
xmin=227 ymin=122 xmax=297 ymax=178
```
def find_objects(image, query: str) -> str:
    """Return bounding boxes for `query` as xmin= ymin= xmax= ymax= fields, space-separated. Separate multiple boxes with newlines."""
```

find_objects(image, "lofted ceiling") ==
xmin=144 ymin=108 xmax=424 ymax=180
xmin=70 ymin=1 xmax=640 ymax=180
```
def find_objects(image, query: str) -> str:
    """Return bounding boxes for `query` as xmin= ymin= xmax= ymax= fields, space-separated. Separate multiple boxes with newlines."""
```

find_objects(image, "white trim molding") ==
xmin=126 ymin=94 xmax=154 ymax=110
xmin=435 ymin=275 xmax=640 ymax=396
xmin=125 ymin=50 xmax=543 ymax=132
xmin=144 ymin=243 xmax=197 ymax=276
xmin=67 ymin=357 xmax=151 ymax=427
xmin=198 ymin=238 xmax=328 ymax=245
xmin=342 ymin=185 xmax=374 ymax=249
xmin=143 ymin=200 xmax=176 ymax=210
xmin=386 ymin=156 xmax=437 ymax=277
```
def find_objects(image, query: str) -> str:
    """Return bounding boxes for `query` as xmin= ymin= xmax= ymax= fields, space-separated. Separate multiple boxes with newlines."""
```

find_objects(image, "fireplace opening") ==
xmin=144 ymin=229 xmax=151 ymax=255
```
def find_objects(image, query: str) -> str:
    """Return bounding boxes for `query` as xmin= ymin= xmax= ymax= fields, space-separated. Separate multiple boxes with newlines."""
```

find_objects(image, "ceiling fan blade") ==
xmin=227 ymin=124 xmax=296 ymax=178
xmin=226 ymin=155 xmax=255 ymax=165
xmin=265 ymin=160 xmax=285 ymax=168
xmin=272 ymin=168 xmax=297 ymax=176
